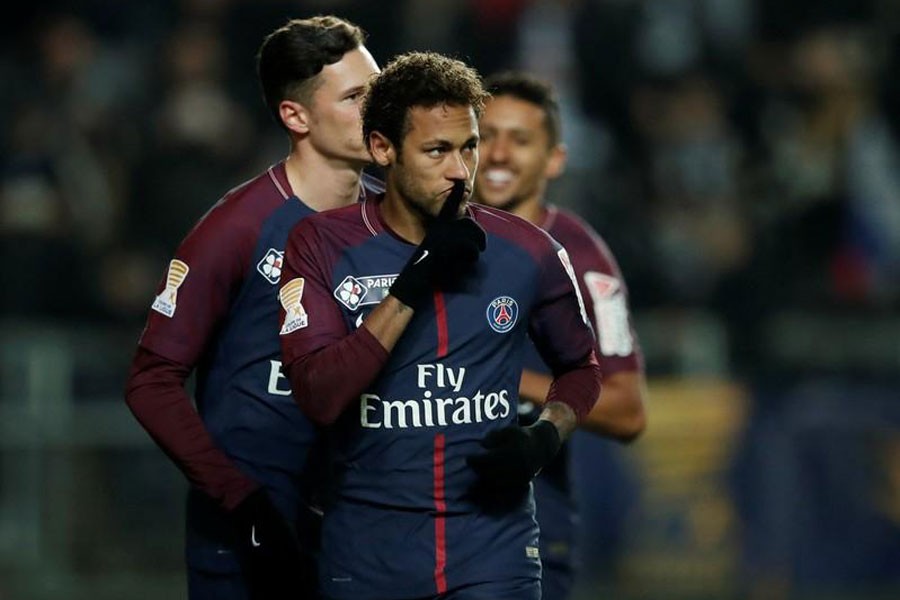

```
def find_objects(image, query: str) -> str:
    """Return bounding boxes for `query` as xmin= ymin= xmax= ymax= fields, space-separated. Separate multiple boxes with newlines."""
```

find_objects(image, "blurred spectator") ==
xmin=0 ymin=12 xmax=144 ymax=319
xmin=93 ymin=20 xmax=257 ymax=324
xmin=128 ymin=20 xmax=256 ymax=255
xmin=737 ymin=25 xmax=897 ymax=312
xmin=630 ymin=73 xmax=750 ymax=305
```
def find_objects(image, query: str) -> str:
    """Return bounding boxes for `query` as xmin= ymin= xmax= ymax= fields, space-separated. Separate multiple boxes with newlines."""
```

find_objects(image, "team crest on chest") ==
xmin=334 ymin=275 xmax=369 ymax=310
xmin=486 ymin=296 xmax=519 ymax=333
xmin=257 ymin=248 xmax=284 ymax=284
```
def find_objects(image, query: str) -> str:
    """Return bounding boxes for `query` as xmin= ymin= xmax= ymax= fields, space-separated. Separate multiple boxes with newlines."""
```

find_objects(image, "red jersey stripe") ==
xmin=434 ymin=291 xmax=449 ymax=358
xmin=433 ymin=433 xmax=448 ymax=593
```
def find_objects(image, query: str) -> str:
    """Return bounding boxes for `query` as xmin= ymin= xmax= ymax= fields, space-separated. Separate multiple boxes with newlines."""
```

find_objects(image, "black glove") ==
xmin=230 ymin=489 xmax=316 ymax=599
xmin=467 ymin=420 xmax=562 ymax=495
xmin=389 ymin=181 xmax=486 ymax=309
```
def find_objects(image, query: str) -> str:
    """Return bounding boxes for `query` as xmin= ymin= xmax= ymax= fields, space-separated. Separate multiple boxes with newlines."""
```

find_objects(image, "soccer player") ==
xmin=475 ymin=71 xmax=648 ymax=599
xmin=278 ymin=52 xmax=603 ymax=600
xmin=123 ymin=16 xmax=379 ymax=600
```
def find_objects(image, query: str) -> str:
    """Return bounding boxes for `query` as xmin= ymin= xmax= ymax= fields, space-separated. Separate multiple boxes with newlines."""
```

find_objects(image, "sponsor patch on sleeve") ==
xmin=257 ymin=248 xmax=284 ymax=284
xmin=583 ymin=271 xmax=634 ymax=356
xmin=151 ymin=259 xmax=189 ymax=318
xmin=334 ymin=275 xmax=369 ymax=310
xmin=279 ymin=278 xmax=309 ymax=335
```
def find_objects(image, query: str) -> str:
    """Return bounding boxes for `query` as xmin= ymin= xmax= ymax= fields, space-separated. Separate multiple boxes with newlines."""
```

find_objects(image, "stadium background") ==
xmin=1 ymin=0 xmax=899 ymax=598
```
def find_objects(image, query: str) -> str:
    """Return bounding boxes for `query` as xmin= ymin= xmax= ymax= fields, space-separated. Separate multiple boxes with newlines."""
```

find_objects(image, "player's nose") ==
xmin=445 ymin=150 xmax=471 ymax=181
xmin=487 ymin=138 xmax=511 ymax=165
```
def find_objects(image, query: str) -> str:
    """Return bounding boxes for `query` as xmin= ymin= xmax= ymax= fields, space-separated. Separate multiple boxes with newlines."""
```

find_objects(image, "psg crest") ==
xmin=486 ymin=296 xmax=518 ymax=333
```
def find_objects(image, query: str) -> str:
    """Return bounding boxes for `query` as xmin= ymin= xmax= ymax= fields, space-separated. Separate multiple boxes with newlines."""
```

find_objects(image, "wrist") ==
xmin=537 ymin=401 xmax=577 ymax=441
xmin=532 ymin=419 xmax=562 ymax=457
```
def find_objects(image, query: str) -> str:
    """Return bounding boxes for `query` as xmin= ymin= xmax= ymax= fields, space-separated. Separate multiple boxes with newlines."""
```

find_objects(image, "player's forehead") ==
xmin=481 ymin=94 xmax=547 ymax=132
xmin=314 ymin=45 xmax=379 ymax=97
xmin=405 ymin=103 xmax=478 ymax=143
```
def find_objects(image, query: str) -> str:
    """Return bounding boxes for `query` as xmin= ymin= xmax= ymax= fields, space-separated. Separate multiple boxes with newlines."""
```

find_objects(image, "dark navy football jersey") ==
xmin=279 ymin=196 xmax=598 ymax=599
xmin=139 ymin=162 xmax=383 ymax=522
xmin=520 ymin=205 xmax=642 ymax=582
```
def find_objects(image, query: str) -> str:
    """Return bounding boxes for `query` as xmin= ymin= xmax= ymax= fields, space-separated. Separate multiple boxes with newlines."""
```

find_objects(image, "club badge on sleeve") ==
xmin=151 ymin=259 xmax=190 ymax=318
xmin=279 ymin=278 xmax=309 ymax=335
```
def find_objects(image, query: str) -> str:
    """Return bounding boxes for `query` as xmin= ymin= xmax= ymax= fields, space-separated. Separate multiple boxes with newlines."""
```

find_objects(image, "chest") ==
xmin=331 ymin=235 xmax=540 ymax=362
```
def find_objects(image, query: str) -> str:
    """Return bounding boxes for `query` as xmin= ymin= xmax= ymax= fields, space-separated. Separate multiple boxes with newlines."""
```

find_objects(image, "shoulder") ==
xmin=288 ymin=200 xmax=373 ymax=253
xmin=546 ymin=206 xmax=603 ymax=250
xmin=470 ymin=204 xmax=558 ymax=263
xmin=189 ymin=167 xmax=288 ymax=239
xmin=546 ymin=205 xmax=619 ymax=271
xmin=175 ymin=167 xmax=287 ymax=257
xmin=300 ymin=201 xmax=365 ymax=231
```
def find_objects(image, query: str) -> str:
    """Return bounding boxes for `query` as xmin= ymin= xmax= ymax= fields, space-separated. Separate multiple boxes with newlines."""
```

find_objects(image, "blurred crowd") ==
xmin=1 ymin=0 xmax=899 ymax=373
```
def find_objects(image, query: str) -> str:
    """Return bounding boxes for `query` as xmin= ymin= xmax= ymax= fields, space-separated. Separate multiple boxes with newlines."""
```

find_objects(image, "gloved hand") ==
xmin=389 ymin=180 xmax=486 ymax=309
xmin=230 ymin=489 xmax=316 ymax=599
xmin=467 ymin=420 xmax=562 ymax=495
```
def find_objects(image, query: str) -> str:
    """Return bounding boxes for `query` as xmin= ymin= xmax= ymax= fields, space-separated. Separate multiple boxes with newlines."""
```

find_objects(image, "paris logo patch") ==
xmin=486 ymin=296 xmax=518 ymax=333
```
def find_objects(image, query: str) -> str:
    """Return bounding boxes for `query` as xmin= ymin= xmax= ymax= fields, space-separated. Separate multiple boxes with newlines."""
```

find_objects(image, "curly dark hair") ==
xmin=362 ymin=51 xmax=487 ymax=150
xmin=256 ymin=15 xmax=366 ymax=128
xmin=484 ymin=71 xmax=562 ymax=145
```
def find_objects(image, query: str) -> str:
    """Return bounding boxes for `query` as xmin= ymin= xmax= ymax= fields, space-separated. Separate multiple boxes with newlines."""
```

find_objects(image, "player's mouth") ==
xmin=440 ymin=185 xmax=472 ymax=199
xmin=481 ymin=168 xmax=515 ymax=190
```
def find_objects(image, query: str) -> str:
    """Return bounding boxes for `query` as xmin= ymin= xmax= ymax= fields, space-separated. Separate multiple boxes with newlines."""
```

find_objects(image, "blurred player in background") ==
xmin=475 ymin=71 xmax=648 ymax=599
xmin=278 ymin=52 xmax=602 ymax=599
xmin=123 ymin=16 xmax=380 ymax=600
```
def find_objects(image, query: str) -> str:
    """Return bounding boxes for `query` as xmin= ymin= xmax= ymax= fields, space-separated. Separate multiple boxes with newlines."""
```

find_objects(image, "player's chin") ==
xmin=474 ymin=191 xmax=511 ymax=209
xmin=350 ymin=148 xmax=374 ymax=164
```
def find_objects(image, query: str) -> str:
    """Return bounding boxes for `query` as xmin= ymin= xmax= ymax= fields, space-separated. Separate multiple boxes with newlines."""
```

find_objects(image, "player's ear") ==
xmin=544 ymin=143 xmax=567 ymax=180
xmin=368 ymin=131 xmax=395 ymax=167
xmin=279 ymin=100 xmax=311 ymax=135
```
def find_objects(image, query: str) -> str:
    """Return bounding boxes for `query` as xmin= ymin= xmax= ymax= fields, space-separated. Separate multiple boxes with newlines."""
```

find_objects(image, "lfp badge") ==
xmin=486 ymin=296 xmax=518 ymax=333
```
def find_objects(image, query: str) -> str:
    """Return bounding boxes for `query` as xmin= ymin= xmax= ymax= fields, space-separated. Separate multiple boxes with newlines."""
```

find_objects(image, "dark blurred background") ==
xmin=1 ymin=1 xmax=899 ymax=599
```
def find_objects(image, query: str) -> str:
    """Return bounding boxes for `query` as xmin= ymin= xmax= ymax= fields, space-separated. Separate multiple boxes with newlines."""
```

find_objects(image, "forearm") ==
xmin=124 ymin=348 xmax=258 ymax=510
xmin=284 ymin=294 xmax=415 ymax=426
xmin=527 ymin=367 xmax=648 ymax=442
xmin=580 ymin=370 xmax=647 ymax=441
xmin=285 ymin=324 xmax=390 ymax=425
xmin=544 ymin=351 xmax=603 ymax=424
xmin=519 ymin=369 xmax=553 ymax=405
xmin=363 ymin=295 xmax=415 ymax=351
xmin=282 ymin=291 xmax=415 ymax=427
